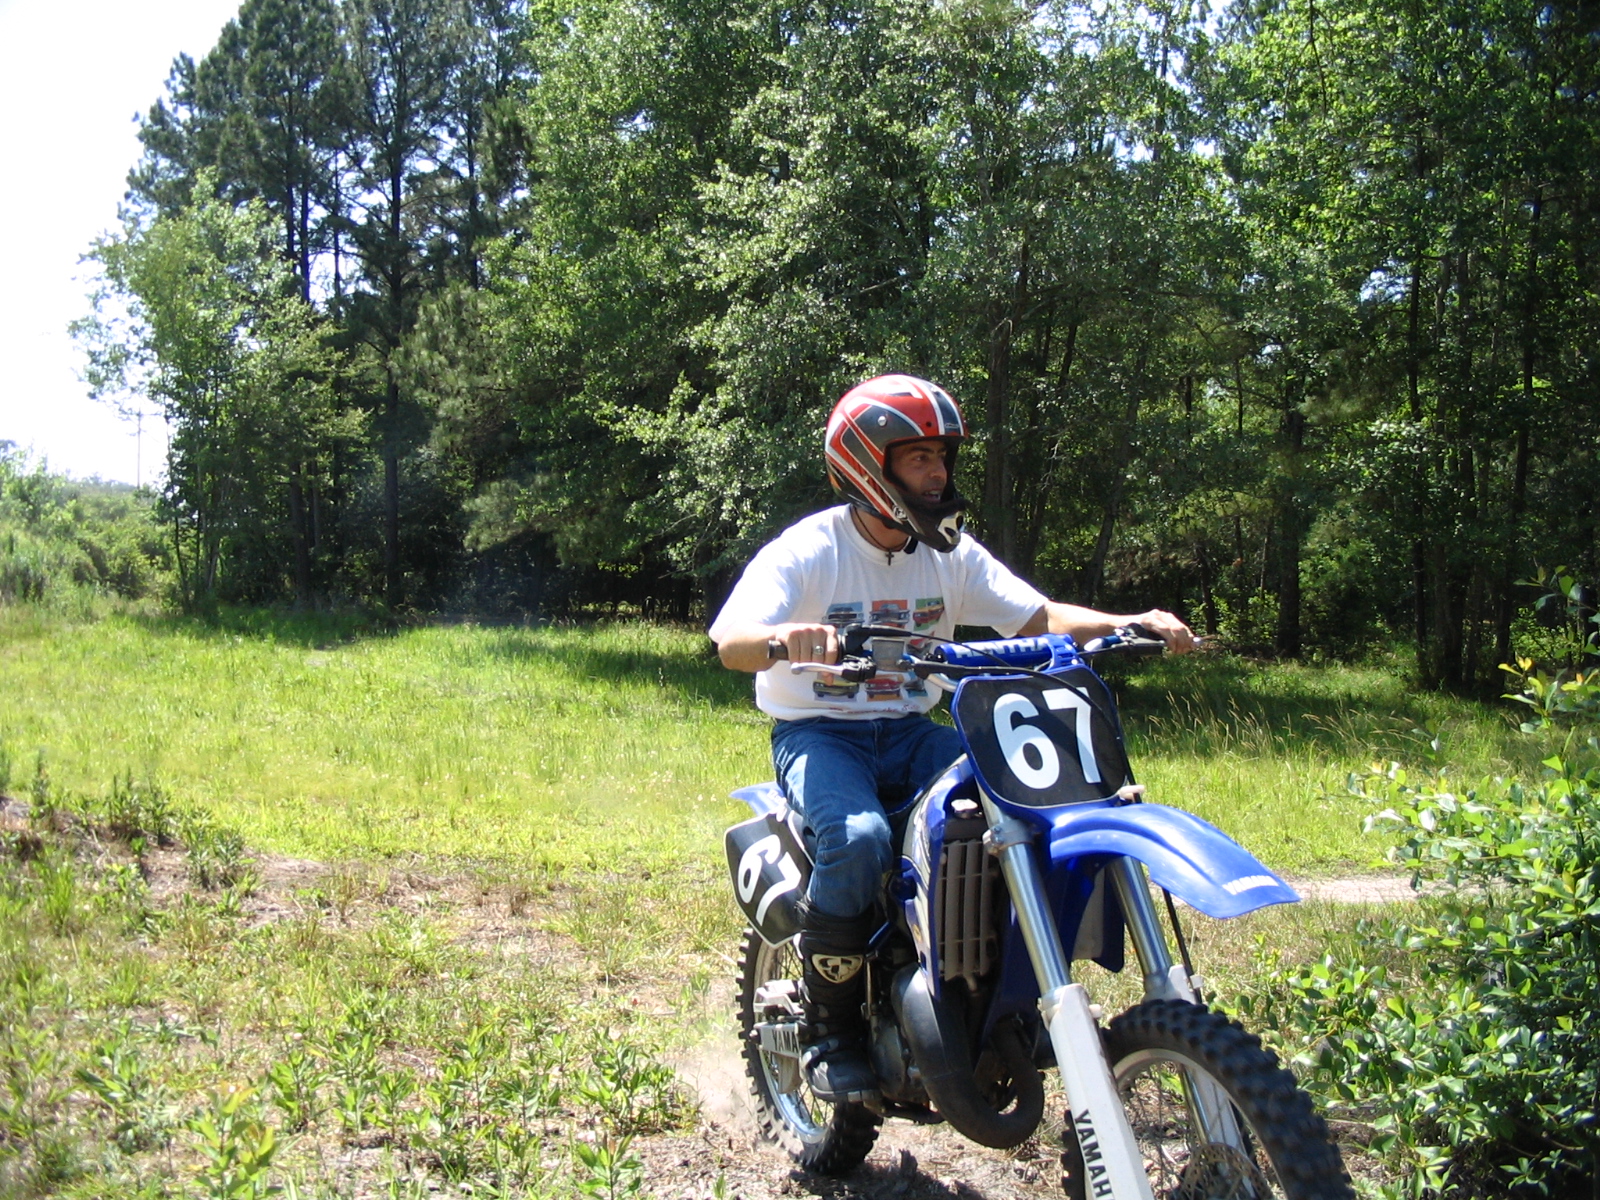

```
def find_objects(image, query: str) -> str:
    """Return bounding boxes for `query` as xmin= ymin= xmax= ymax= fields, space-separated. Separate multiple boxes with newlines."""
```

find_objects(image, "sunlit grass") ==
xmin=1 ymin=609 xmax=1529 ymax=877
xmin=1109 ymin=652 xmax=1533 ymax=872
xmin=1 ymin=610 xmax=765 ymax=876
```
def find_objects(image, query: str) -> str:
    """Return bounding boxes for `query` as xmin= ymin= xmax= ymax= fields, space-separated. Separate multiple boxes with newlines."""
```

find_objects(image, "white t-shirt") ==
xmin=709 ymin=505 xmax=1048 ymax=721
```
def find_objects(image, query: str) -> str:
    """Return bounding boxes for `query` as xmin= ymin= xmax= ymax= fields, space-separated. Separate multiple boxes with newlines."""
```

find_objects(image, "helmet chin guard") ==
xmin=825 ymin=374 xmax=970 ymax=552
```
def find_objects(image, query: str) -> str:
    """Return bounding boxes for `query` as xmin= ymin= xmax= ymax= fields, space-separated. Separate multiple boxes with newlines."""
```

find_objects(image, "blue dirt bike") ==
xmin=725 ymin=624 xmax=1352 ymax=1200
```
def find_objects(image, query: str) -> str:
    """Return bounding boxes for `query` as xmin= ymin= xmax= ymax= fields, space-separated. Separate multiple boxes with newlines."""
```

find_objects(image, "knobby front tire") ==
xmin=737 ymin=926 xmax=880 ymax=1174
xmin=1062 ymin=999 xmax=1353 ymax=1200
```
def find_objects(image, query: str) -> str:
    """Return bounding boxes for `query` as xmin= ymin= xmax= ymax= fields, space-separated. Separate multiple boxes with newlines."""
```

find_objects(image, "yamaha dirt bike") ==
xmin=724 ymin=624 xmax=1352 ymax=1199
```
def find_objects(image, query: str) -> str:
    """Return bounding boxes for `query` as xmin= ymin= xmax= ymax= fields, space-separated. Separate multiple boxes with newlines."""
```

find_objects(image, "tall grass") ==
xmin=1109 ymin=653 xmax=1537 ymax=871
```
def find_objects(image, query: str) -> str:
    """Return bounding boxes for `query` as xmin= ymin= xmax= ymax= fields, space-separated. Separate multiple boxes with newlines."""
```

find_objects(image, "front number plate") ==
xmin=953 ymin=670 xmax=1130 ymax=808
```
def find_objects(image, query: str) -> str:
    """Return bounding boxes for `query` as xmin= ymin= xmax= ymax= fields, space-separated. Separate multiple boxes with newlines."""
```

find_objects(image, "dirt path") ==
xmin=655 ymin=979 xmax=1067 ymax=1200
xmin=1287 ymin=874 xmax=1423 ymax=903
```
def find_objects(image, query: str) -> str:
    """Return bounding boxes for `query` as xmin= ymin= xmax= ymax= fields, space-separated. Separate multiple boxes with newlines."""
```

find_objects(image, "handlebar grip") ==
xmin=766 ymin=637 xmax=788 ymax=661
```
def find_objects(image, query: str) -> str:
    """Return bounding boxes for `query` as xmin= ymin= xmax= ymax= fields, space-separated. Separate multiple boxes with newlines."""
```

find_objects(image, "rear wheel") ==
xmin=737 ymin=927 xmax=879 ymax=1173
xmin=1062 ymin=1000 xmax=1353 ymax=1200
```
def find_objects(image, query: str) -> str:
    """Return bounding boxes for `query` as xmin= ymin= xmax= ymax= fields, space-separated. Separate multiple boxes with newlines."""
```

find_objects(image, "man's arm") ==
xmin=715 ymin=622 xmax=839 ymax=673
xmin=1014 ymin=602 xmax=1196 ymax=653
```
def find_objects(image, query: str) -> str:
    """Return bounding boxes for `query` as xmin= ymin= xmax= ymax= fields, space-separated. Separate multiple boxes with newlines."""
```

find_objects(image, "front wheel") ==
xmin=737 ymin=927 xmax=880 ymax=1174
xmin=1062 ymin=1000 xmax=1352 ymax=1200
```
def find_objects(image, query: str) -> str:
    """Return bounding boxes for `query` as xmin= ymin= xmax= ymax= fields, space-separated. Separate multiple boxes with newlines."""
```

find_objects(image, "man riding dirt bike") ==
xmin=709 ymin=374 xmax=1194 ymax=1105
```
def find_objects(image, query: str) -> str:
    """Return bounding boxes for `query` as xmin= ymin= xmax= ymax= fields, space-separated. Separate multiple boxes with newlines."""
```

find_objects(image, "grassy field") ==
xmin=0 ymin=605 xmax=1538 ymax=1197
xmin=0 ymin=606 xmax=1536 ymax=875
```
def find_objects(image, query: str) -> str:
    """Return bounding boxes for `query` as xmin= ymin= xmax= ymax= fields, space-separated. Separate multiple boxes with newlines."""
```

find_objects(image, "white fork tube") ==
xmin=982 ymin=803 xmax=1154 ymax=1200
xmin=1044 ymin=983 xmax=1156 ymax=1200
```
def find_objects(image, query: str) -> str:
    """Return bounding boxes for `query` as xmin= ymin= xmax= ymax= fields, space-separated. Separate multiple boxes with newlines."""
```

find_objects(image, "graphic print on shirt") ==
xmin=814 ymin=602 xmax=865 ymax=699
xmin=866 ymin=598 xmax=918 ymax=701
xmin=826 ymin=601 xmax=864 ymax=627
xmin=871 ymin=598 xmax=910 ymax=627
xmin=913 ymin=597 xmax=945 ymax=632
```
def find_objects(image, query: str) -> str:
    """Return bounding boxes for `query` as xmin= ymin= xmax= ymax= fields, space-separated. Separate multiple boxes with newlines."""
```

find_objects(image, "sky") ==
xmin=0 ymin=0 xmax=241 ymax=485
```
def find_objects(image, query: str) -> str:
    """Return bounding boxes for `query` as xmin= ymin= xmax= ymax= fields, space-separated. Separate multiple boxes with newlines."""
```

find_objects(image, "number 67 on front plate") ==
xmin=954 ymin=671 xmax=1132 ymax=809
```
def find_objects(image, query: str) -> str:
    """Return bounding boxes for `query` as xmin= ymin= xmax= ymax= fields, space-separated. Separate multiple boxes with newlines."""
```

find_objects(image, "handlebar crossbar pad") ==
xmin=937 ymin=636 xmax=1061 ymax=670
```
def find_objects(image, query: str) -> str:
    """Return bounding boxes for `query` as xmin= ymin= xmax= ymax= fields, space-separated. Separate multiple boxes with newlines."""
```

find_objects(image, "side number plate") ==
xmin=725 ymin=810 xmax=811 ymax=945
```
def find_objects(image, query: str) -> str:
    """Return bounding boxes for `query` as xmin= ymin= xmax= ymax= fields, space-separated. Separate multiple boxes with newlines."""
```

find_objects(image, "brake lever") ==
xmin=788 ymin=657 xmax=876 ymax=683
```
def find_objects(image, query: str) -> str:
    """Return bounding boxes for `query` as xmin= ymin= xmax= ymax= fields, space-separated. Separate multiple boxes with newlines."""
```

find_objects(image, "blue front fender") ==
xmin=1046 ymin=801 xmax=1298 ymax=918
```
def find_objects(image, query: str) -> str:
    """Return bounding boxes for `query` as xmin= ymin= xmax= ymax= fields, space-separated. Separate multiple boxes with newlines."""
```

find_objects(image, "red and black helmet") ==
xmin=825 ymin=374 xmax=970 ymax=552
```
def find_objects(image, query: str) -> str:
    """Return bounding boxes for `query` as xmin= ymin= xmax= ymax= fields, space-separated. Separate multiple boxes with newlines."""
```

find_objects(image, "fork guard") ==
xmin=1045 ymin=800 xmax=1298 ymax=919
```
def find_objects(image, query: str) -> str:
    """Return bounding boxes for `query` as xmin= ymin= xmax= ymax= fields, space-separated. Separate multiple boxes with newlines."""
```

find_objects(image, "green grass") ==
xmin=1 ymin=607 xmax=1532 ymax=877
xmin=0 ymin=815 xmax=699 ymax=1198
xmin=1107 ymin=651 xmax=1537 ymax=872
xmin=0 ymin=605 xmax=1540 ymax=1196
xmin=1 ymin=608 xmax=766 ymax=875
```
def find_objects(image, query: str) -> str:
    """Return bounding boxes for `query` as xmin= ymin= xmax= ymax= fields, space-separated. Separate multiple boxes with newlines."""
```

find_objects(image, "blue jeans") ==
xmin=771 ymin=715 xmax=964 ymax=920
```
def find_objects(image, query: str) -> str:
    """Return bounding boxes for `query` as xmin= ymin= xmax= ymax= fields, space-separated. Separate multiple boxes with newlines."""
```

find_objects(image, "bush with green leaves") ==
xmin=0 ymin=443 xmax=171 ymax=605
xmin=1242 ymin=659 xmax=1600 ymax=1196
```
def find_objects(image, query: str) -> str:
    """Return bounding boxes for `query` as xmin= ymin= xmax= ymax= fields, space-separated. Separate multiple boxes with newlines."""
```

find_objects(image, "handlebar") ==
xmin=768 ymin=622 xmax=1168 ymax=684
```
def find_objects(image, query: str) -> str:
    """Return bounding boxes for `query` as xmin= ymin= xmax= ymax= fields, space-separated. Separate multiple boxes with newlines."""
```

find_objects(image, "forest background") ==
xmin=35 ymin=0 xmax=1600 ymax=691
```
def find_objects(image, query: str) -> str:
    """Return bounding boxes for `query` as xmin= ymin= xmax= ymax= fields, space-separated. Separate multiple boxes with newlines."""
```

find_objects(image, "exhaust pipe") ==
xmin=891 ymin=965 xmax=1044 ymax=1149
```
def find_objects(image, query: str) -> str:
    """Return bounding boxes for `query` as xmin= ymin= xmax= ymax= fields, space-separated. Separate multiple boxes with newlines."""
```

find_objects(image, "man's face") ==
xmin=886 ymin=438 xmax=950 ymax=507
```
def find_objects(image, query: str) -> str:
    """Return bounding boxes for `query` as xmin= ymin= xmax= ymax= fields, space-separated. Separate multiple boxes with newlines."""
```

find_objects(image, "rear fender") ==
xmin=1046 ymin=801 xmax=1297 ymax=919
xmin=732 ymin=782 xmax=786 ymax=818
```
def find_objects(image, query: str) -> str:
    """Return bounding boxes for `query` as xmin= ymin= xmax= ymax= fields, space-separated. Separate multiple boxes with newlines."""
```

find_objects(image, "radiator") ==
xmin=935 ymin=819 xmax=1002 ymax=989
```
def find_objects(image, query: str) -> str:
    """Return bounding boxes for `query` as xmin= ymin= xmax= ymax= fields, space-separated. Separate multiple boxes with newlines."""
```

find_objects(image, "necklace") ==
xmin=851 ymin=508 xmax=909 ymax=563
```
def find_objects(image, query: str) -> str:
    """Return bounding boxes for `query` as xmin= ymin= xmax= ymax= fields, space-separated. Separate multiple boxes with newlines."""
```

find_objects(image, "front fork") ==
xmin=981 ymin=798 xmax=1243 ymax=1198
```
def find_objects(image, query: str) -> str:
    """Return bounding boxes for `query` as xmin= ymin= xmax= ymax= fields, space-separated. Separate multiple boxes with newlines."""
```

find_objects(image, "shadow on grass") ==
xmin=126 ymin=604 xmax=401 ymax=648
xmin=1103 ymin=652 xmax=1525 ymax=766
xmin=474 ymin=624 xmax=753 ymax=709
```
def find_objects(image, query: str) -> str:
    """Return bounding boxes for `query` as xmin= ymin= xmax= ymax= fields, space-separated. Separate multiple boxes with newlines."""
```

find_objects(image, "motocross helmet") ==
xmin=825 ymin=374 xmax=969 ymax=552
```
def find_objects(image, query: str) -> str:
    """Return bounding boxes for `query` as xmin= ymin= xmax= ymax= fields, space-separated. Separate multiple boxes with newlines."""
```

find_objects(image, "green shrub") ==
xmin=1244 ymin=655 xmax=1600 ymax=1196
xmin=0 ymin=444 xmax=171 ymax=606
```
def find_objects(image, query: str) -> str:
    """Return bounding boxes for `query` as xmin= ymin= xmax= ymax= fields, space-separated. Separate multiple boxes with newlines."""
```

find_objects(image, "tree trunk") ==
xmin=982 ymin=240 xmax=1030 ymax=564
xmin=287 ymin=466 xmax=313 ymax=607
xmin=1274 ymin=404 xmax=1305 ymax=659
xmin=1408 ymin=250 xmax=1429 ymax=656
xmin=1197 ymin=544 xmax=1219 ymax=637
xmin=1494 ymin=427 xmax=1530 ymax=668
xmin=1085 ymin=375 xmax=1144 ymax=606
xmin=384 ymin=372 xmax=401 ymax=608
xmin=982 ymin=298 xmax=1015 ymax=562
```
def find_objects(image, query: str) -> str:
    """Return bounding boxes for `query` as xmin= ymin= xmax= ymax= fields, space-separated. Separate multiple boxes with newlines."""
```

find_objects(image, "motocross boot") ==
xmin=796 ymin=902 xmax=879 ymax=1104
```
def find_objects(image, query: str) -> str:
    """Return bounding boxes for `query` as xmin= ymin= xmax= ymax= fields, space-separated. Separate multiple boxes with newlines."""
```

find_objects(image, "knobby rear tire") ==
xmin=737 ymin=926 xmax=880 ymax=1174
xmin=1061 ymin=999 xmax=1353 ymax=1200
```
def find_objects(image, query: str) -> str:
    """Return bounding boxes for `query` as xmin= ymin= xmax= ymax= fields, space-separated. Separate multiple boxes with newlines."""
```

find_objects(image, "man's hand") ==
xmin=1129 ymin=609 xmax=1196 ymax=655
xmin=1021 ymin=602 xmax=1197 ymax=653
xmin=714 ymin=622 xmax=837 ymax=672
xmin=777 ymin=623 xmax=838 ymax=665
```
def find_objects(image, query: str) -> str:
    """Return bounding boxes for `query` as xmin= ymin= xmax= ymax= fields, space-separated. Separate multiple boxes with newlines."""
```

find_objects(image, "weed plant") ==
xmin=0 ymin=776 xmax=698 ymax=1198
xmin=1225 ymin=650 xmax=1600 ymax=1197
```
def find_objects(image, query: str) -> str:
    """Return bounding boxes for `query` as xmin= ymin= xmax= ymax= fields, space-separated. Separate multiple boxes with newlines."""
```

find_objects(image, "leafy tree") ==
xmin=76 ymin=178 xmax=349 ymax=608
xmin=341 ymin=0 xmax=467 ymax=605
